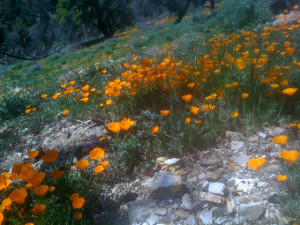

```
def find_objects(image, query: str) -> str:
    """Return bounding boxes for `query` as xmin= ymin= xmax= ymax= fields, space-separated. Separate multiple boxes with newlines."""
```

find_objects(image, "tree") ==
xmin=158 ymin=0 xmax=215 ymax=24
xmin=56 ymin=0 xmax=133 ymax=38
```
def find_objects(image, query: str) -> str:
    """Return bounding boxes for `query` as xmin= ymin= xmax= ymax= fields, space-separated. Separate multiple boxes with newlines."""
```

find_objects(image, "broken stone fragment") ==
xmin=142 ymin=170 xmax=182 ymax=199
xmin=238 ymin=202 xmax=266 ymax=220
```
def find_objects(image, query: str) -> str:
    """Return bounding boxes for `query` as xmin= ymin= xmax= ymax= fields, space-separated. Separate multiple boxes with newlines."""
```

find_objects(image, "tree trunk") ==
xmin=174 ymin=0 xmax=192 ymax=24
xmin=92 ymin=0 xmax=114 ymax=38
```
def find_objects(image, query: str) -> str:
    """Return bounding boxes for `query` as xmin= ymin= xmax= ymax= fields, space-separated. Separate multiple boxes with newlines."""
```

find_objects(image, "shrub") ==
xmin=217 ymin=0 xmax=273 ymax=30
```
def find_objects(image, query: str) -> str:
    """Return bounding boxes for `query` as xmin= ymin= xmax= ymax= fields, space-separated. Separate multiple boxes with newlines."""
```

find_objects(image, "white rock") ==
xmin=202 ymin=181 xmax=209 ymax=189
xmin=198 ymin=173 xmax=206 ymax=180
xmin=257 ymin=182 xmax=267 ymax=187
xmin=146 ymin=214 xmax=159 ymax=225
xmin=226 ymin=198 xmax=235 ymax=214
xmin=231 ymin=178 xmax=257 ymax=193
xmin=233 ymin=153 xmax=249 ymax=167
xmin=181 ymin=194 xmax=192 ymax=210
xmin=231 ymin=141 xmax=244 ymax=151
xmin=258 ymin=132 xmax=267 ymax=138
xmin=199 ymin=210 xmax=213 ymax=225
xmin=208 ymin=182 xmax=226 ymax=196
xmin=215 ymin=217 xmax=227 ymax=224
xmin=238 ymin=202 xmax=266 ymax=220
xmin=186 ymin=215 xmax=196 ymax=225
xmin=164 ymin=158 xmax=180 ymax=165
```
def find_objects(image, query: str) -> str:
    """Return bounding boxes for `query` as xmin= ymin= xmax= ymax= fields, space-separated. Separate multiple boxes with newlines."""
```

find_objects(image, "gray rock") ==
xmin=226 ymin=131 xmax=241 ymax=141
xmin=238 ymin=202 xmax=266 ymax=220
xmin=181 ymin=194 xmax=192 ymax=210
xmin=186 ymin=215 xmax=196 ymax=225
xmin=231 ymin=141 xmax=244 ymax=151
xmin=198 ymin=210 xmax=213 ymax=225
xmin=200 ymin=158 xmax=223 ymax=167
xmin=208 ymin=182 xmax=226 ymax=196
xmin=127 ymin=199 xmax=156 ymax=224
xmin=233 ymin=153 xmax=249 ymax=167
xmin=154 ymin=208 xmax=167 ymax=216
xmin=210 ymin=168 xmax=225 ymax=181
xmin=142 ymin=170 xmax=182 ymax=198
xmin=194 ymin=191 xmax=225 ymax=204
xmin=175 ymin=210 xmax=189 ymax=219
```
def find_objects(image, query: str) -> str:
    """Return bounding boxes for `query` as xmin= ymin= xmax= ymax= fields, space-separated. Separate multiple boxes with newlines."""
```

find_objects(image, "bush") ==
xmin=217 ymin=0 xmax=273 ymax=30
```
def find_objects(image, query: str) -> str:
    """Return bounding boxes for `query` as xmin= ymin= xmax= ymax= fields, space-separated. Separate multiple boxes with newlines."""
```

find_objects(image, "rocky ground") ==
xmin=1 ymin=118 xmax=298 ymax=225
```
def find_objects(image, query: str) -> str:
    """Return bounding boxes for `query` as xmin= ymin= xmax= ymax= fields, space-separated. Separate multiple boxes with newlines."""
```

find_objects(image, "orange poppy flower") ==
xmin=285 ymin=47 xmax=295 ymax=56
xmin=11 ymin=163 xmax=24 ymax=176
xmin=195 ymin=120 xmax=203 ymax=125
xmin=106 ymin=99 xmax=112 ymax=105
xmin=82 ymin=92 xmax=89 ymax=98
xmin=241 ymin=93 xmax=249 ymax=99
xmin=151 ymin=126 xmax=159 ymax=133
xmin=70 ymin=193 xmax=80 ymax=201
xmin=276 ymin=175 xmax=287 ymax=181
xmin=190 ymin=106 xmax=200 ymax=115
xmin=28 ymin=150 xmax=39 ymax=158
xmin=282 ymin=88 xmax=298 ymax=96
xmin=31 ymin=204 xmax=46 ymax=215
xmin=120 ymin=118 xmax=134 ymax=130
xmin=62 ymin=109 xmax=69 ymax=115
xmin=247 ymin=157 xmax=266 ymax=170
xmin=74 ymin=212 xmax=82 ymax=220
xmin=80 ymin=97 xmax=89 ymax=103
xmin=182 ymin=95 xmax=192 ymax=103
xmin=82 ymin=85 xmax=90 ymax=92
xmin=49 ymin=186 xmax=56 ymax=192
xmin=279 ymin=150 xmax=299 ymax=163
xmin=272 ymin=135 xmax=288 ymax=145
xmin=50 ymin=170 xmax=64 ymax=179
xmin=89 ymin=148 xmax=105 ymax=160
xmin=95 ymin=166 xmax=105 ymax=173
xmin=40 ymin=94 xmax=47 ymax=99
xmin=187 ymin=83 xmax=195 ymax=88
xmin=10 ymin=188 xmax=27 ymax=204
xmin=216 ymin=89 xmax=225 ymax=96
xmin=0 ymin=213 xmax=3 ymax=224
xmin=140 ymin=58 xmax=153 ymax=67
xmin=75 ymin=160 xmax=89 ymax=170
xmin=107 ymin=122 xmax=120 ymax=133
xmin=2 ymin=198 xmax=12 ymax=208
xmin=231 ymin=112 xmax=238 ymax=118
xmin=160 ymin=110 xmax=170 ymax=117
xmin=60 ymin=84 xmax=67 ymax=89
xmin=0 ymin=172 xmax=10 ymax=191
xmin=33 ymin=185 xmax=49 ymax=196
xmin=69 ymin=81 xmax=75 ymax=86
xmin=270 ymin=84 xmax=279 ymax=89
xmin=261 ymin=77 xmax=272 ymax=84
xmin=25 ymin=109 xmax=31 ymax=114
xmin=72 ymin=197 xmax=85 ymax=209
xmin=185 ymin=117 xmax=191 ymax=124
xmin=99 ymin=161 xmax=109 ymax=168
xmin=26 ymin=171 xmax=46 ymax=186
xmin=41 ymin=150 xmax=58 ymax=163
